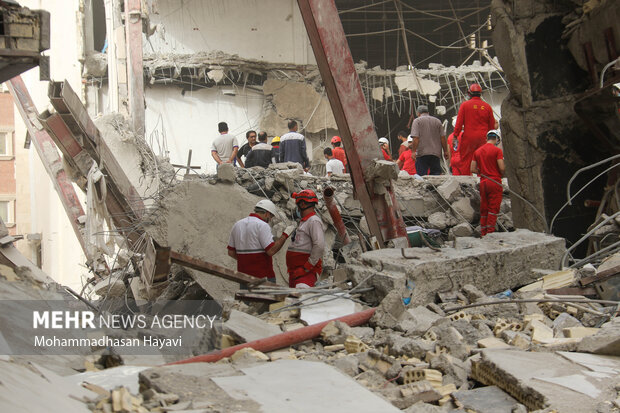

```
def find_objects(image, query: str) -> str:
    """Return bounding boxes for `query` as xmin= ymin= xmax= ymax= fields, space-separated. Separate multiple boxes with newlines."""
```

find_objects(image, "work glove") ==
xmin=290 ymin=266 xmax=308 ymax=278
xmin=282 ymin=224 xmax=297 ymax=238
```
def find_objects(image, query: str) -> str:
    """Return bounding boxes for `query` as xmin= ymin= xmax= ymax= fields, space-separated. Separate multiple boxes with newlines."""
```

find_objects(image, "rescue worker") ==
xmin=471 ymin=130 xmax=505 ymax=236
xmin=236 ymin=130 xmax=257 ymax=168
xmin=379 ymin=137 xmax=391 ymax=160
xmin=324 ymin=147 xmax=345 ymax=177
xmin=447 ymin=118 xmax=465 ymax=174
xmin=397 ymin=130 xmax=410 ymax=157
xmin=211 ymin=122 xmax=239 ymax=167
xmin=279 ymin=120 xmax=310 ymax=171
xmin=271 ymin=136 xmax=281 ymax=164
xmin=397 ymin=136 xmax=416 ymax=175
xmin=286 ymin=190 xmax=325 ymax=288
xmin=331 ymin=136 xmax=347 ymax=171
xmin=453 ymin=84 xmax=496 ymax=175
xmin=410 ymin=105 xmax=448 ymax=176
xmin=245 ymin=132 xmax=272 ymax=168
xmin=227 ymin=200 xmax=294 ymax=282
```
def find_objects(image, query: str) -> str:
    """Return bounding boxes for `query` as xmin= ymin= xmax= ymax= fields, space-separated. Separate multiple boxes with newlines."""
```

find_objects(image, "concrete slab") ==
xmin=452 ymin=386 xmax=522 ymax=413
xmin=213 ymin=360 xmax=401 ymax=413
xmin=223 ymin=310 xmax=282 ymax=343
xmin=472 ymin=349 xmax=620 ymax=411
xmin=347 ymin=229 xmax=565 ymax=303
xmin=139 ymin=362 xmax=260 ymax=412
xmin=299 ymin=293 xmax=362 ymax=325
xmin=0 ymin=360 xmax=94 ymax=413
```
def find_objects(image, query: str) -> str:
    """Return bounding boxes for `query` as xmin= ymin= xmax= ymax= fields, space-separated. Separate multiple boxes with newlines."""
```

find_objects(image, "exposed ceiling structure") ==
xmin=335 ymin=0 xmax=494 ymax=69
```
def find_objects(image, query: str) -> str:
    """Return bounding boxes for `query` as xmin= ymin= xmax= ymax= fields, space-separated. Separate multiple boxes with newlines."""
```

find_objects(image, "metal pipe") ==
xmin=166 ymin=307 xmax=376 ymax=365
xmin=323 ymin=187 xmax=351 ymax=245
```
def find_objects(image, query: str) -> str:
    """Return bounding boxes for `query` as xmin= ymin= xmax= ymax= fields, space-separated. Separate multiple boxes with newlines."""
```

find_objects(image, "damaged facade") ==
xmin=1 ymin=0 xmax=620 ymax=412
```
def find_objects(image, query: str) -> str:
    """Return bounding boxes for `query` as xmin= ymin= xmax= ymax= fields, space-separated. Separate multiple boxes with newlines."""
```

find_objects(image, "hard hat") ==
xmin=331 ymin=136 xmax=341 ymax=144
xmin=378 ymin=137 xmax=389 ymax=145
xmin=487 ymin=129 xmax=501 ymax=140
xmin=407 ymin=136 xmax=413 ymax=143
xmin=469 ymin=83 xmax=482 ymax=94
xmin=271 ymin=136 xmax=280 ymax=144
xmin=255 ymin=199 xmax=279 ymax=216
xmin=292 ymin=189 xmax=319 ymax=205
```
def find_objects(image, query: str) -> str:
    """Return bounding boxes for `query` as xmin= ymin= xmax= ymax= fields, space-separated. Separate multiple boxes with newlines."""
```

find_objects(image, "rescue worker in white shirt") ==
xmin=286 ymin=190 xmax=325 ymax=288
xmin=324 ymin=147 xmax=345 ymax=177
xmin=227 ymin=200 xmax=294 ymax=283
xmin=245 ymin=132 xmax=272 ymax=168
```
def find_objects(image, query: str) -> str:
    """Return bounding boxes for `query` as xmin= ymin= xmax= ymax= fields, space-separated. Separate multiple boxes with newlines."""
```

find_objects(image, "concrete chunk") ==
xmin=472 ymin=349 xmax=620 ymax=411
xmin=216 ymin=163 xmax=235 ymax=183
xmin=348 ymin=230 xmax=565 ymax=304
xmin=223 ymin=310 xmax=282 ymax=343
xmin=436 ymin=178 xmax=461 ymax=202
xmin=452 ymin=386 xmax=523 ymax=413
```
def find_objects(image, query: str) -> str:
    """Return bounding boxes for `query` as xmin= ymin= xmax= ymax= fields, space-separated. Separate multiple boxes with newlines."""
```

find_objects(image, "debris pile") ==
xmin=232 ymin=164 xmax=514 ymax=241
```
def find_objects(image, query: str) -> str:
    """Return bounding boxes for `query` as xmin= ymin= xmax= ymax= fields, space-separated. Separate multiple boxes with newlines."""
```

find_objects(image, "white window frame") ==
xmin=0 ymin=128 xmax=14 ymax=159
xmin=0 ymin=196 xmax=15 ymax=227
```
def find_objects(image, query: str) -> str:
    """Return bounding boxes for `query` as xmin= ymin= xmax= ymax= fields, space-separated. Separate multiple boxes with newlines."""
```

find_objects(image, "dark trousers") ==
xmin=415 ymin=155 xmax=442 ymax=176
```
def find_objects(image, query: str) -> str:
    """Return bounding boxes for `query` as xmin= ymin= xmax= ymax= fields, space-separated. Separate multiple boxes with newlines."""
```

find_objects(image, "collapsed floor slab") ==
xmin=346 ymin=229 xmax=566 ymax=304
xmin=212 ymin=359 xmax=401 ymax=413
xmin=471 ymin=349 xmax=620 ymax=411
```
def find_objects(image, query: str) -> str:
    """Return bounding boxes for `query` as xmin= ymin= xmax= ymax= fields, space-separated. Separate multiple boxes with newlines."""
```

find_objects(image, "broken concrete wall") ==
xmin=142 ymin=85 xmax=266 ymax=174
xmin=346 ymin=230 xmax=565 ymax=304
xmin=491 ymin=0 xmax=617 ymax=247
xmin=145 ymin=180 xmax=292 ymax=301
xmin=144 ymin=0 xmax=315 ymax=65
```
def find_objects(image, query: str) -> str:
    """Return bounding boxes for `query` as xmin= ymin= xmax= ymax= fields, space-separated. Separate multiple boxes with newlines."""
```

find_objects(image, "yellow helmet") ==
xmin=271 ymin=136 xmax=281 ymax=144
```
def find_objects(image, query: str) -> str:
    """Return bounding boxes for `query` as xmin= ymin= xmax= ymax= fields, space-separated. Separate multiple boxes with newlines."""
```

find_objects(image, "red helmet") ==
xmin=469 ymin=83 xmax=482 ymax=94
xmin=331 ymin=136 xmax=341 ymax=144
xmin=292 ymin=189 xmax=318 ymax=204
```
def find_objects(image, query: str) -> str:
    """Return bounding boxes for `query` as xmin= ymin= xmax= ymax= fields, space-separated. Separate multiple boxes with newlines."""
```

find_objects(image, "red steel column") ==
xmin=8 ymin=76 xmax=89 ymax=258
xmin=297 ymin=0 xmax=407 ymax=245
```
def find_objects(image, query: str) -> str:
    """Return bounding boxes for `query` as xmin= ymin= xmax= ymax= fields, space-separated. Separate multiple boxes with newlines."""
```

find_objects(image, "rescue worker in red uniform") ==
xmin=453 ymin=84 xmax=496 ymax=175
xmin=331 ymin=136 xmax=347 ymax=172
xmin=379 ymin=137 xmax=391 ymax=160
xmin=227 ymin=200 xmax=293 ymax=282
xmin=471 ymin=130 xmax=505 ymax=236
xmin=286 ymin=190 xmax=325 ymax=288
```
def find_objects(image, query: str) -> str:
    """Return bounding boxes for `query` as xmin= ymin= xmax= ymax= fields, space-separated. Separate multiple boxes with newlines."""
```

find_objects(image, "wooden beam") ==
xmin=169 ymin=250 xmax=279 ymax=287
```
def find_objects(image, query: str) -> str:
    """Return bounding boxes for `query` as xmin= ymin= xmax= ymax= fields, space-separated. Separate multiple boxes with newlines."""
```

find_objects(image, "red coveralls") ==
xmin=286 ymin=212 xmax=324 ymax=287
xmin=453 ymin=96 xmax=495 ymax=175
xmin=447 ymin=132 xmax=468 ymax=175
xmin=333 ymin=147 xmax=347 ymax=172
xmin=473 ymin=143 xmax=504 ymax=236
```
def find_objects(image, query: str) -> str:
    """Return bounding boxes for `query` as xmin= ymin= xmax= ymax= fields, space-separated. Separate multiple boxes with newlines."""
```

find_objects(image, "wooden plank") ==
xmin=546 ymin=286 xmax=597 ymax=296
xmin=580 ymin=263 xmax=620 ymax=286
xmin=169 ymin=250 xmax=278 ymax=287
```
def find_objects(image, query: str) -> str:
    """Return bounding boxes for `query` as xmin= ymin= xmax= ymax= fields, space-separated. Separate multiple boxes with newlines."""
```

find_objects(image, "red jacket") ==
xmin=382 ymin=148 xmax=391 ymax=161
xmin=454 ymin=96 xmax=495 ymax=162
xmin=333 ymin=147 xmax=347 ymax=170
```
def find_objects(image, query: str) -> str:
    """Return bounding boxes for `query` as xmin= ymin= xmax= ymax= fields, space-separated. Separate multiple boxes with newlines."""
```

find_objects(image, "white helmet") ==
xmin=486 ymin=129 xmax=501 ymax=140
xmin=378 ymin=137 xmax=389 ymax=144
xmin=255 ymin=199 xmax=279 ymax=217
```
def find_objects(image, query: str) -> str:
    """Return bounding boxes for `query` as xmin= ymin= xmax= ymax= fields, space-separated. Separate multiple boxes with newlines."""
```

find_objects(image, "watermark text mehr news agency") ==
xmin=32 ymin=311 xmax=219 ymax=330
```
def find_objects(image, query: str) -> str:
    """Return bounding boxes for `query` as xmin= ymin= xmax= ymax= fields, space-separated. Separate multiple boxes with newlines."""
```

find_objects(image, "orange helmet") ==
xmin=331 ymin=136 xmax=341 ymax=144
xmin=292 ymin=189 xmax=318 ymax=205
xmin=469 ymin=83 xmax=482 ymax=94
